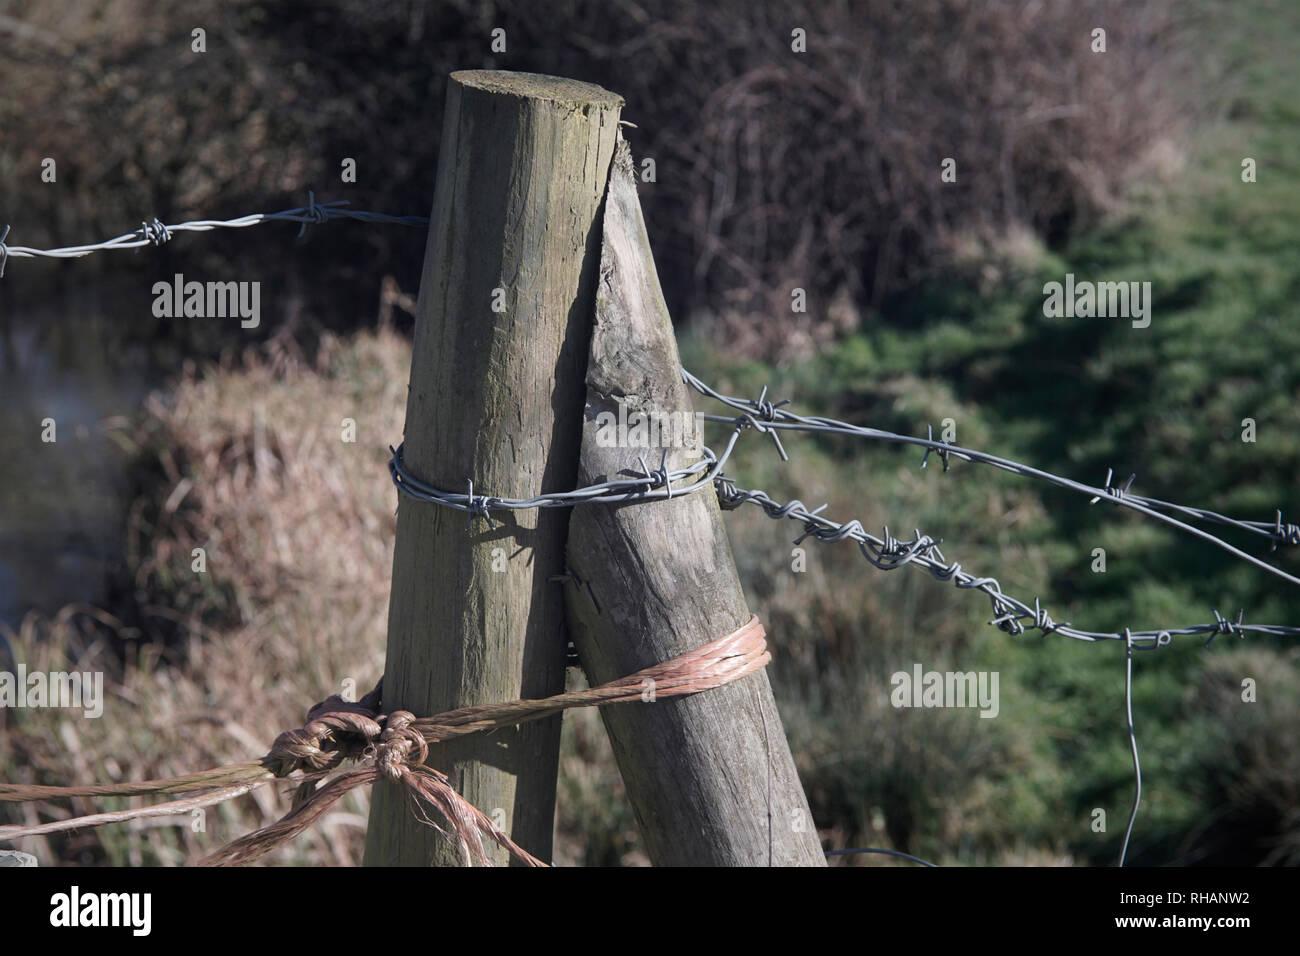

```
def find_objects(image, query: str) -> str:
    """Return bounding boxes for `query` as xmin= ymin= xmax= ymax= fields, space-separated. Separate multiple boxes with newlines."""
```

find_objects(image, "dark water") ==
xmin=0 ymin=280 xmax=161 ymax=630
xmin=0 ymin=254 xmax=376 ymax=634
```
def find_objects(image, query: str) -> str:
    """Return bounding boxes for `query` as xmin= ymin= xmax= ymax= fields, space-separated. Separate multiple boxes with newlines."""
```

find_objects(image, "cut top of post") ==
xmin=451 ymin=70 xmax=624 ymax=110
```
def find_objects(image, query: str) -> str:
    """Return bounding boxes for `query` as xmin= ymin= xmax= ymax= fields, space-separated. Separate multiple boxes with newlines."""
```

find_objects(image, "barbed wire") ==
xmin=712 ymin=477 xmax=1299 ymax=643
xmin=6 ymin=198 xmax=1292 ymax=581
xmin=0 ymin=192 xmax=428 ymax=276
xmin=681 ymin=371 xmax=1297 ymax=867
xmin=384 ymin=367 xmax=1298 ymax=643
xmin=385 ymin=366 xmax=1298 ymax=868
xmin=8 ymin=191 xmax=1294 ymax=582
xmin=388 ymin=429 xmax=744 ymax=528
xmin=8 ymin=193 xmax=1291 ymax=867
xmin=825 ymin=847 xmax=938 ymax=866
xmin=682 ymin=357 xmax=1300 ymax=867
xmin=1120 ymin=630 xmax=1143 ymax=868
xmin=682 ymin=369 xmax=1300 ymax=583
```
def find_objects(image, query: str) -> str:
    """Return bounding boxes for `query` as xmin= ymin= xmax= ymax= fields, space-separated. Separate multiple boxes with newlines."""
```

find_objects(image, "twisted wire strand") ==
xmin=681 ymin=368 xmax=1300 ymax=587
xmin=0 ymin=615 xmax=771 ymax=867
xmin=383 ymin=367 xmax=1299 ymax=644
xmin=713 ymin=477 xmax=1299 ymax=643
xmin=388 ymin=428 xmax=744 ymax=522
xmin=0 ymin=193 xmax=427 ymax=271
xmin=825 ymin=847 xmax=938 ymax=867
xmin=4 ymin=192 xmax=1288 ymax=871
xmin=1119 ymin=630 xmax=1143 ymax=867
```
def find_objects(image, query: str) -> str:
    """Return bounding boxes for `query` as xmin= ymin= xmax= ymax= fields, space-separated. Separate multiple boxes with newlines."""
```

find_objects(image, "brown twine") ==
xmin=0 ymin=614 xmax=769 ymax=866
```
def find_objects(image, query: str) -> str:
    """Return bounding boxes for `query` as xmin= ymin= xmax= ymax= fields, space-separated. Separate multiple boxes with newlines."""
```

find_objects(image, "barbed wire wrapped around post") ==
xmin=384 ymin=367 xmax=1300 ymax=643
xmin=387 ymin=427 xmax=744 ymax=520
xmin=8 ymin=193 xmax=1297 ymax=867
xmin=3 ymin=192 xmax=1295 ymax=567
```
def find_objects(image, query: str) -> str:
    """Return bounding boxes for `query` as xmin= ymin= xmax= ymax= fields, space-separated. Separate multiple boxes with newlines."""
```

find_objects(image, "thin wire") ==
xmin=8 ymin=191 xmax=1290 ymax=870
xmin=384 ymin=370 xmax=1300 ymax=643
xmin=388 ymin=429 xmax=744 ymax=519
xmin=714 ymin=478 xmax=1300 ymax=643
xmin=681 ymin=369 xmax=1300 ymax=585
xmin=826 ymin=847 xmax=938 ymax=867
xmin=0 ymin=193 xmax=427 ymax=271
xmin=1119 ymin=629 xmax=1142 ymax=867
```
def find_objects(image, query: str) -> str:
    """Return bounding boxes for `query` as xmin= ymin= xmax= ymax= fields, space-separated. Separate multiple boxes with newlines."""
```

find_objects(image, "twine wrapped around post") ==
xmin=0 ymin=615 xmax=770 ymax=866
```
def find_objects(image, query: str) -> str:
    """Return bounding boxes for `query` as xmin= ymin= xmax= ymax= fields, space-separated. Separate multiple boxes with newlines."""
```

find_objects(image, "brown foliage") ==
xmin=0 ymin=1 xmax=1200 ymax=357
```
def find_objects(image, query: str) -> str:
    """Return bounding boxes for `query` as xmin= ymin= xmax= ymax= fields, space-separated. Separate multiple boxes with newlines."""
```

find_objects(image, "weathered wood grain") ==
xmin=364 ymin=70 xmax=622 ymax=866
xmin=562 ymin=134 xmax=826 ymax=865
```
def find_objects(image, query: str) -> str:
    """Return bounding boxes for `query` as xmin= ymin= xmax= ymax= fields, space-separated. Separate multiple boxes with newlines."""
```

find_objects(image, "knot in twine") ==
xmin=374 ymin=710 xmax=427 ymax=782
xmin=220 ymin=613 xmax=768 ymax=867
xmin=263 ymin=694 xmax=384 ymax=777
xmin=0 ymin=616 xmax=769 ymax=868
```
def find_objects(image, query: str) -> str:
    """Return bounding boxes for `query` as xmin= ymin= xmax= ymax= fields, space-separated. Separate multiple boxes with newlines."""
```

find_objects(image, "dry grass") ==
xmin=1 ymin=329 xmax=403 ymax=865
xmin=718 ymin=429 xmax=1062 ymax=864
xmin=0 ymin=326 xmax=643 ymax=866
xmin=0 ymin=1 xmax=1204 ymax=358
xmin=0 ymin=324 xmax=1067 ymax=866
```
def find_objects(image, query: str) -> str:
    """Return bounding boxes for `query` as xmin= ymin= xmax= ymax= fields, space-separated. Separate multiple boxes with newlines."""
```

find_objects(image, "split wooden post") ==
xmin=562 ymin=135 xmax=827 ymax=865
xmin=364 ymin=71 xmax=622 ymax=866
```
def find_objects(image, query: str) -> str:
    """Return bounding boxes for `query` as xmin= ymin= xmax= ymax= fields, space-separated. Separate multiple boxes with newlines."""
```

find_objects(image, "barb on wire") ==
xmin=383 ymin=368 xmax=1300 ymax=644
xmin=636 ymin=449 xmax=675 ymax=501
xmin=713 ymin=474 xmax=1287 ymax=869
xmin=0 ymin=194 xmax=428 ymax=273
xmin=295 ymin=190 xmax=330 ymax=237
xmin=681 ymin=368 xmax=1300 ymax=587
xmin=713 ymin=475 xmax=1300 ymax=643
xmin=745 ymin=385 xmax=791 ymax=460
xmin=920 ymin=423 xmax=951 ymax=472
xmin=387 ymin=427 xmax=744 ymax=524
xmin=139 ymin=217 xmax=172 ymax=247
xmin=8 ymin=186 xmax=1291 ymax=872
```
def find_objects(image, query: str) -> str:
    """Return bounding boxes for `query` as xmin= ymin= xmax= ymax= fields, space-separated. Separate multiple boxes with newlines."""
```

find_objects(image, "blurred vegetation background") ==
xmin=1 ymin=0 xmax=1296 ymax=866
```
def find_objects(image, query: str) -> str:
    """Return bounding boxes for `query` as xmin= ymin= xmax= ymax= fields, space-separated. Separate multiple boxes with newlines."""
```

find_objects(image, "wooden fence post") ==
xmin=562 ymin=135 xmax=827 ymax=865
xmin=363 ymin=71 xmax=623 ymax=866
